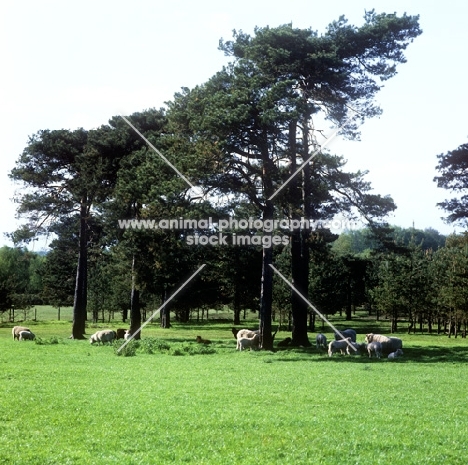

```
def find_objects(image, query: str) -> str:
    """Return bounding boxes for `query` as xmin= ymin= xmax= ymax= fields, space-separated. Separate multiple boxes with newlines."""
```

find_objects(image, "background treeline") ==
xmin=4 ymin=224 xmax=468 ymax=338
xmin=7 ymin=16 xmax=467 ymax=343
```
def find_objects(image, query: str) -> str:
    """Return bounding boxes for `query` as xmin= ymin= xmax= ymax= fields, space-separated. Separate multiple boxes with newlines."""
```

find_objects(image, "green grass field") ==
xmin=1 ymin=307 xmax=468 ymax=464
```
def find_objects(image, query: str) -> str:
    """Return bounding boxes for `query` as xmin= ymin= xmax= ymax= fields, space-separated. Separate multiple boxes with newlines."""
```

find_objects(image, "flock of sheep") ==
xmin=321 ymin=329 xmax=404 ymax=360
xmin=231 ymin=326 xmax=404 ymax=360
xmin=11 ymin=324 xmax=404 ymax=360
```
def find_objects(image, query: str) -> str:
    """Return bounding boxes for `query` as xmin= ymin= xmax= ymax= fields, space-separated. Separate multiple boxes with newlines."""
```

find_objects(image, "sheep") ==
xmin=346 ymin=341 xmax=365 ymax=355
xmin=89 ymin=330 xmax=116 ymax=345
xmin=196 ymin=335 xmax=212 ymax=345
xmin=18 ymin=330 xmax=35 ymax=341
xmin=388 ymin=349 xmax=404 ymax=360
xmin=237 ymin=333 xmax=260 ymax=351
xmin=367 ymin=341 xmax=382 ymax=358
xmin=232 ymin=328 xmax=259 ymax=339
xmin=124 ymin=330 xmax=132 ymax=341
xmin=315 ymin=333 xmax=327 ymax=349
xmin=334 ymin=328 xmax=357 ymax=342
xmin=12 ymin=326 xmax=30 ymax=340
xmin=115 ymin=328 xmax=127 ymax=340
xmin=365 ymin=333 xmax=403 ymax=355
xmin=236 ymin=329 xmax=259 ymax=340
xmin=328 ymin=337 xmax=352 ymax=357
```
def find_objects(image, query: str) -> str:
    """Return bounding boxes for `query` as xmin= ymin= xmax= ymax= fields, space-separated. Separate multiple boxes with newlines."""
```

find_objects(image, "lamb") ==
xmin=12 ymin=326 xmax=31 ymax=340
xmin=367 ymin=341 xmax=383 ymax=358
xmin=328 ymin=337 xmax=352 ymax=357
xmin=388 ymin=349 xmax=404 ymax=360
xmin=365 ymin=333 xmax=403 ymax=355
xmin=89 ymin=330 xmax=116 ymax=345
xmin=196 ymin=335 xmax=212 ymax=344
xmin=237 ymin=333 xmax=260 ymax=351
xmin=346 ymin=341 xmax=365 ymax=355
xmin=334 ymin=328 xmax=357 ymax=342
xmin=315 ymin=333 xmax=327 ymax=349
xmin=18 ymin=330 xmax=35 ymax=341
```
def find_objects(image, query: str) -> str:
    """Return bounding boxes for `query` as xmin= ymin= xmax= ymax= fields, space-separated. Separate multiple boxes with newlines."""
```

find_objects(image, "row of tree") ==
xmin=3 ymin=225 xmax=468 ymax=338
xmin=7 ymin=11 xmax=467 ymax=343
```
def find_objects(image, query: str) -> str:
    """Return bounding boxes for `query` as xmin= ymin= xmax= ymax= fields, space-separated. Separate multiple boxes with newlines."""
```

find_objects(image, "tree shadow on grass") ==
xmin=271 ymin=345 xmax=468 ymax=364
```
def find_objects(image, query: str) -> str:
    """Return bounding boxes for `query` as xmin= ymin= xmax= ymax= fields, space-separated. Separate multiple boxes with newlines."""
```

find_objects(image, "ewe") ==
xmin=237 ymin=333 xmax=260 ymax=351
xmin=89 ymin=330 xmax=116 ymax=345
xmin=334 ymin=328 xmax=357 ymax=342
xmin=365 ymin=333 xmax=402 ymax=355
xmin=12 ymin=326 xmax=30 ymax=340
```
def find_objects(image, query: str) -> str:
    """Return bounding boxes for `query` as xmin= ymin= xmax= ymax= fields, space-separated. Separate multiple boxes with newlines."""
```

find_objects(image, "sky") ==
xmin=1 ymin=0 xmax=467 ymax=250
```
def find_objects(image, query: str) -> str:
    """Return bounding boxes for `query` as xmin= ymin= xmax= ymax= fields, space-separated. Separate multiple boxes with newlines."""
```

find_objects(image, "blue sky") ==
xmin=1 ymin=0 xmax=467 ymax=249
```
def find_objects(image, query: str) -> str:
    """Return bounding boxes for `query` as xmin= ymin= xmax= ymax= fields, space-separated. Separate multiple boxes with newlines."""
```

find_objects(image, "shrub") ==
xmin=34 ymin=336 xmax=59 ymax=345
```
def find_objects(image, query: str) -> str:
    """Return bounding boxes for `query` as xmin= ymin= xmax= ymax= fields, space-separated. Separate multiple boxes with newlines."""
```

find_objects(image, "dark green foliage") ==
xmin=434 ymin=142 xmax=468 ymax=225
xmin=0 ymin=246 xmax=44 ymax=314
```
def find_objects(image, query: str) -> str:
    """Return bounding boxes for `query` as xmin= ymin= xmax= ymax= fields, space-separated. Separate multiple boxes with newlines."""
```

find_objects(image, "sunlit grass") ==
xmin=1 ymin=314 xmax=468 ymax=464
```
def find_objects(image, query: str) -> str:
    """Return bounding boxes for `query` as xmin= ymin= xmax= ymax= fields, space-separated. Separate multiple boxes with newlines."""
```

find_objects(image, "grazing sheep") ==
xmin=237 ymin=333 xmax=260 ymax=351
xmin=236 ymin=329 xmax=259 ymax=340
xmin=367 ymin=341 xmax=383 ymax=358
xmin=346 ymin=341 xmax=365 ymax=355
xmin=388 ymin=349 xmax=404 ymax=360
xmin=196 ymin=335 xmax=212 ymax=345
xmin=18 ymin=330 xmax=35 ymax=341
xmin=316 ymin=333 xmax=327 ymax=349
xmin=334 ymin=328 xmax=357 ymax=342
xmin=89 ymin=330 xmax=116 ymax=345
xmin=12 ymin=326 xmax=30 ymax=340
xmin=328 ymin=338 xmax=352 ymax=357
xmin=115 ymin=328 xmax=127 ymax=340
xmin=365 ymin=333 xmax=403 ymax=355
xmin=277 ymin=337 xmax=292 ymax=348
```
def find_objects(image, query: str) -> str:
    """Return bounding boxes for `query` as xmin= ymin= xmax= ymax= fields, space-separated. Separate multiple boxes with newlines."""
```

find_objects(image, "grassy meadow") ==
xmin=1 ymin=307 xmax=468 ymax=464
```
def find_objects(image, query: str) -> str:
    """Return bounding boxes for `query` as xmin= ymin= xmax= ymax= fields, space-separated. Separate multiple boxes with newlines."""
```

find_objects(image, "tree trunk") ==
xmin=233 ymin=279 xmax=241 ymax=325
xmin=259 ymin=241 xmax=274 ymax=350
xmin=129 ymin=255 xmax=141 ymax=339
xmin=289 ymin=119 xmax=311 ymax=347
xmin=345 ymin=277 xmax=352 ymax=321
xmin=258 ymin=131 xmax=276 ymax=351
xmin=160 ymin=286 xmax=170 ymax=329
xmin=72 ymin=202 xmax=88 ymax=339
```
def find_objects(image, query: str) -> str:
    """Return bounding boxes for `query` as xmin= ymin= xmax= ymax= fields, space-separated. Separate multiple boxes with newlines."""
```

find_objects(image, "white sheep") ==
xmin=328 ymin=337 xmax=352 ymax=357
xmin=365 ymin=333 xmax=403 ymax=355
xmin=334 ymin=328 xmax=357 ymax=342
xmin=315 ymin=333 xmax=327 ymax=349
xmin=89 ymin=330 xmax=116 ymax=345
xmin=124 ymin=330 xmax=132 ymax=341
xmin=367 ymin=341 xmax=382 ymax=358
xmin=18 ymin=330 xmax=35 ymax=341
xmin=237 ymin=333 xmax=260 ymax=351
xmin=12 ymin=326 xmax=30 ymax=340
xmin=388 ymin=349 xmax=404 ymax=360
xmin=236 ymin=329 xmax=259 ymax=340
